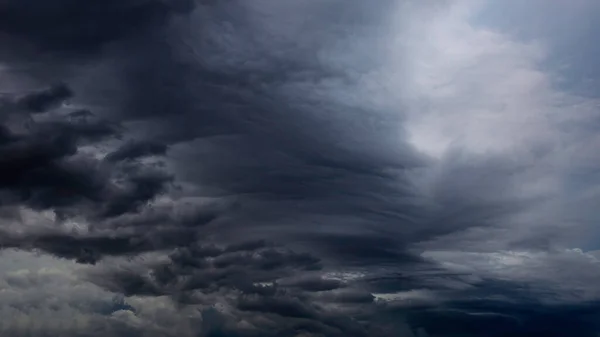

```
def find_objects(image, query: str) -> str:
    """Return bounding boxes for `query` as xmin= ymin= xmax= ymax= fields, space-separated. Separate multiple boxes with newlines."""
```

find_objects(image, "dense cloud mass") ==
xmin=0 ymin=0 xmax=193 ymax=50
xmin=1 ymin=0 xmax=600 ymax=336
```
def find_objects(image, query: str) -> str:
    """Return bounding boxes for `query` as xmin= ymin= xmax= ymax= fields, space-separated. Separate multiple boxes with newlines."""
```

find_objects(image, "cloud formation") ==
xmin=1 ymin=0 xmax=600 ymax=336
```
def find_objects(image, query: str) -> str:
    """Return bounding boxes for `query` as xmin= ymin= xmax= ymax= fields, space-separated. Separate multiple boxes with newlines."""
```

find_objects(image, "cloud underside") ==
xmin=0 ymin=0 xmax=600 ymax=336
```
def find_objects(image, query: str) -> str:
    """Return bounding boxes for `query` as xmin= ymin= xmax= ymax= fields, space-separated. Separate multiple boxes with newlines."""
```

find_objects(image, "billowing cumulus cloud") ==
xmin=1 ymin=0 xmax=600 ymax=336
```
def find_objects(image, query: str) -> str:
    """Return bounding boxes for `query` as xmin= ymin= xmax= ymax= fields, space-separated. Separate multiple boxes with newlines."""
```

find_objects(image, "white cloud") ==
xmin=385 ymin=1 xmax=579 ymax=158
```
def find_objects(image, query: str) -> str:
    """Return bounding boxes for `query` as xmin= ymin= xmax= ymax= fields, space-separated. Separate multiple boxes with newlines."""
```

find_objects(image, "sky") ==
xmin=0 ymin=0 xmax=599 ymax=336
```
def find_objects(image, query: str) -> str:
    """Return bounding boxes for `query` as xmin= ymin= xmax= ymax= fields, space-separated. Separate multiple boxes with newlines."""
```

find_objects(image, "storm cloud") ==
xmin=1 ymin=0 xmax=600 ymax=336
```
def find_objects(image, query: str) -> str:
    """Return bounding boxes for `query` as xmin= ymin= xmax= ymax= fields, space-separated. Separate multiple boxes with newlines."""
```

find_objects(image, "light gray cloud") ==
xmin=475 ymin=0 xmax=600 ymax=97
xmin=0 ymin=251 xmax=204 ymax=337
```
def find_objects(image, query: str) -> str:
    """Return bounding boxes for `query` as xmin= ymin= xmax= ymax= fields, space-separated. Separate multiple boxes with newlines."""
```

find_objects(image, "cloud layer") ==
xmin=1 ymin=0 xmax=600 ymax=336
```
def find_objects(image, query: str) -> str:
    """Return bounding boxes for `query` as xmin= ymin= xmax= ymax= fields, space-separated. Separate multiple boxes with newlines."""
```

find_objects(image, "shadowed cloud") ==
xmin=0 ymin=0 xmax=599 ymax=336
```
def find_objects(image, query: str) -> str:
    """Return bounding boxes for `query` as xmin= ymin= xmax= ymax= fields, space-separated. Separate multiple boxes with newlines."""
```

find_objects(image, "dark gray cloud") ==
xmin=85 ymin=240 xmax=382 ymax=336
xmin=0 ymin=117 xmax=171 ymax=221
xmin=400 ymin=298 xmax=600 ymax=337
xmin=0 ymin=0 xmax=599 ymax=336
xmin=0 ymin=0 xmax=194 ymax=51
xmin=105 ymin=140 xmax=168 ymax=162
xmin=0 ymin=83 xmax=179 ymax=265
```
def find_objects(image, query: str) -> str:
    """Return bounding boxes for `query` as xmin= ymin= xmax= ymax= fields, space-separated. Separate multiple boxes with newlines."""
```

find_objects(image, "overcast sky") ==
xmin=0 ymin=0 xmax=599 ymax=336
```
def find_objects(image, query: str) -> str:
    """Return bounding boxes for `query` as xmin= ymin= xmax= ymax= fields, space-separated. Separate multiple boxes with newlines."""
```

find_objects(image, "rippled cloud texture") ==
xmin=0 ymin=0 xmax=599 ymax=336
